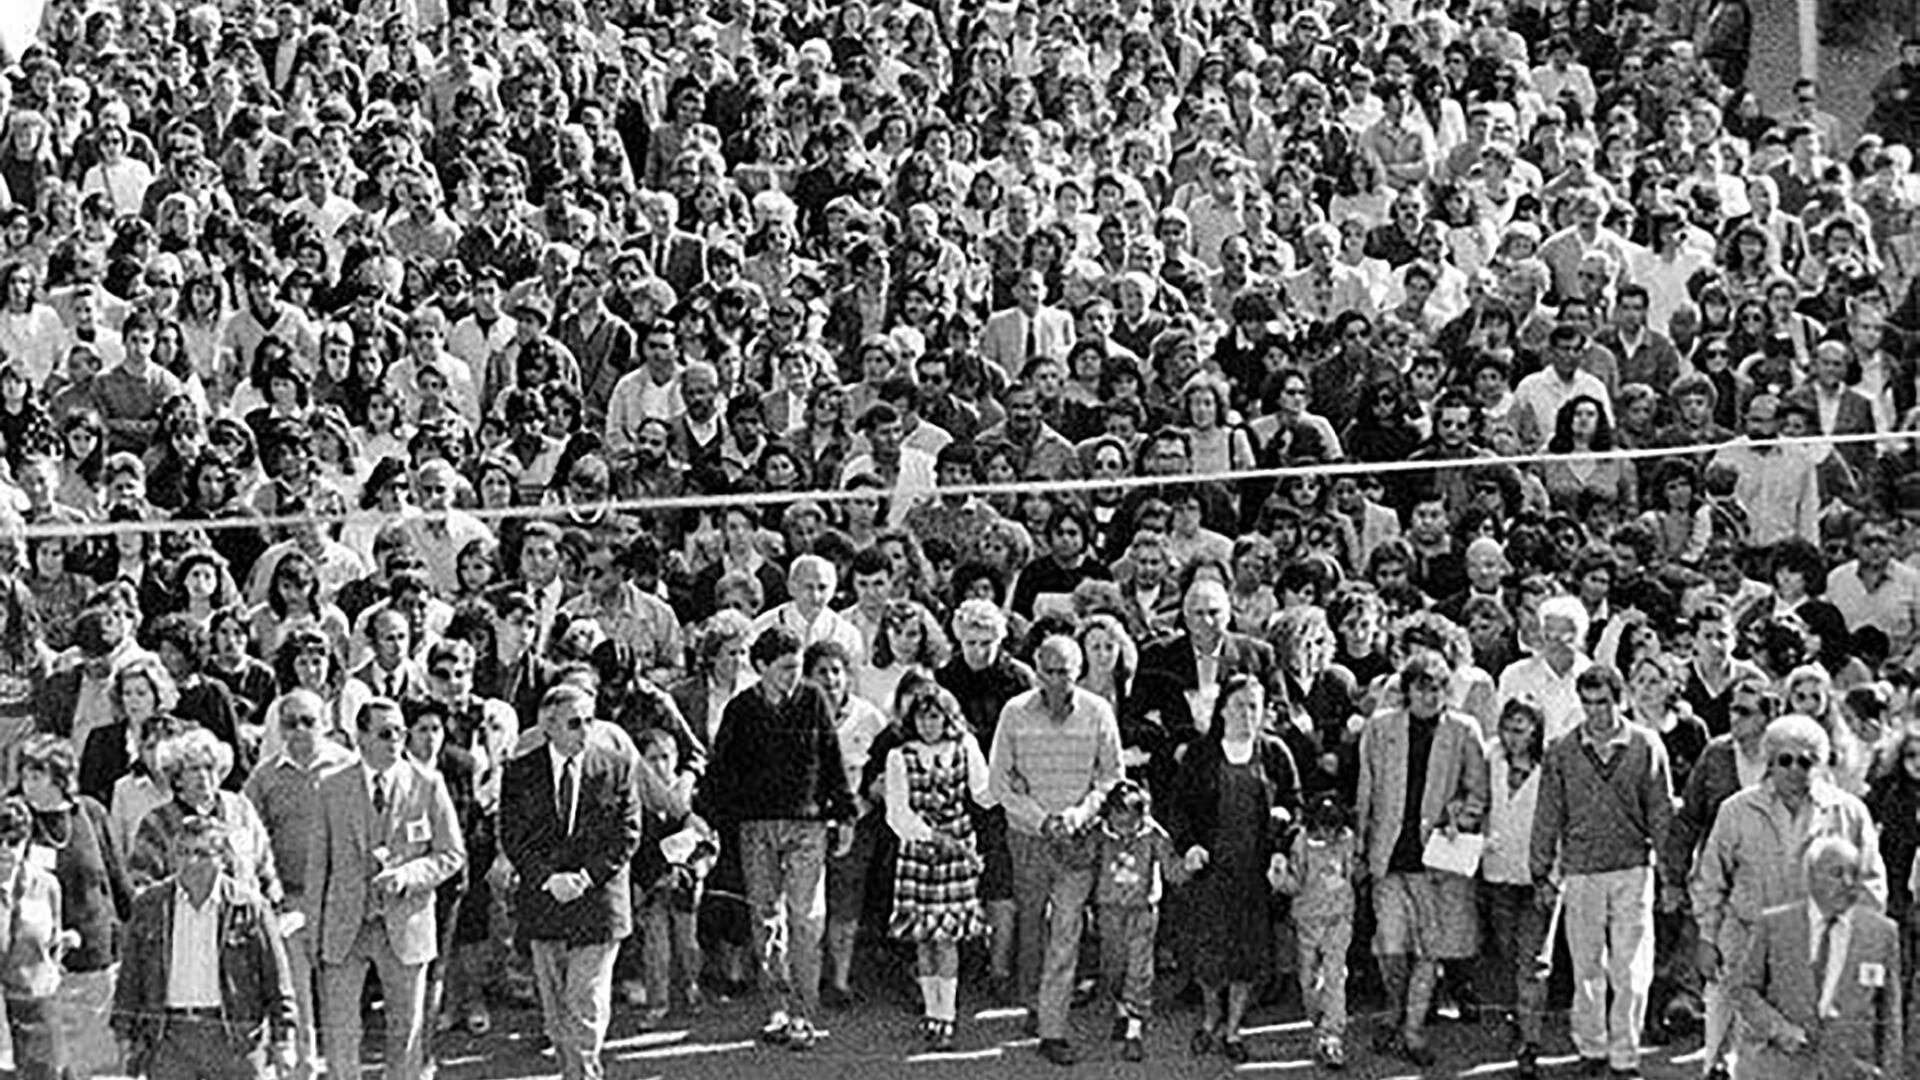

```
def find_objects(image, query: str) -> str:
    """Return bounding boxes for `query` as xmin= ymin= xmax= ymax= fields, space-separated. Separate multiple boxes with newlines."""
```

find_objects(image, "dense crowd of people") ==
xmin=1 ymin=0 xmax=1920 ymax=1076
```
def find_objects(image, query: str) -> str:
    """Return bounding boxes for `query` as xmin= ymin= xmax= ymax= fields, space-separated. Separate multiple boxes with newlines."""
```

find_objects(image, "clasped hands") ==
xmin=543 ymin=870 xmax=593 ymax=904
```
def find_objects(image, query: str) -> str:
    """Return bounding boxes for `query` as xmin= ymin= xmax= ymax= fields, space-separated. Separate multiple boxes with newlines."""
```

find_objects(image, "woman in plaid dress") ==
xmin=884 ymin=685 xmax=990 ymax=1052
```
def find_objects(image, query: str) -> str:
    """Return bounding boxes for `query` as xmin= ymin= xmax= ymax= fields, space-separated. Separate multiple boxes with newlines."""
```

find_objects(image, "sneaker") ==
xmin=1038 ymin=1039 xmax=1079 ymax=1067
xmin=759 ymin=1011 xmax=793 ymax=1045
xmin=1322 ymin=1034 xmax=1347 ymax=1070
xmin=786 ymin=1018 xmax=820 ymax=1052
xmin=931 ymin=1021 xmax=956 ymax=1054
xmin=618 ymin=980 xmax=647 ymax=1008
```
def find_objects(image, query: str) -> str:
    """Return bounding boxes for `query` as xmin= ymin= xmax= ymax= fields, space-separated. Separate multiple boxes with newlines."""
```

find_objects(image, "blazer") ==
xmin=1128 ymin=631 xmax=1277 ymax=792
xmin=348 ymin=659 xmax=429 ymax=705
xmin=1354 ymin=707 xmax=1491 ymax=880
xmin=113 ymin=876 xmax=295 ymax=1058
xmin=1731 ymin=901 xmax=1903 ymax=1080
xmin=499 ymin=744 xmax=643 ymax=946
xmin=1783 ymin=385 xmax=1880 ymax=476
xmin=639 ymin=230 xmax=708 ymax=300
xmin=302 ymin=759 xmax=465 ymax=968
xmin=980 ymin=305 xmax=1075 ymax=377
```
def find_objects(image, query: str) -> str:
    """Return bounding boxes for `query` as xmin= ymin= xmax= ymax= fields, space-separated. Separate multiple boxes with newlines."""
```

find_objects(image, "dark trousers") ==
xmin=147 ymin=1013 xmax=270 ymax=1080
xmin=6 ymin=996 xmax=61 ymax=1080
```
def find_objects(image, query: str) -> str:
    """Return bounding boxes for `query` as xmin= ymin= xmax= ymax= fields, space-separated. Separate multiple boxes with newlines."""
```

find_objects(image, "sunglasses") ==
xmin=1773 ymin=752 xmax=1817 ymax=770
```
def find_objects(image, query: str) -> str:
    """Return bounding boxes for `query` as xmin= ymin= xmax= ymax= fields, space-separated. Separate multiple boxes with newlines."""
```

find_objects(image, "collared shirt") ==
xmin=1809 ymin=901 xmax=1854 ymax=1018
xmin=750 ymin=603 xmax=867 ymax=669
xmin=1193 ymin=637 xmax=1225 ymax=692
xmin=1690 ymin=780 xmax=1885 ymax=948
xmin=1826 ymin=559 xmax=1920 ymax=663
xmin=1497 ymin=652 xmax=1593 ymax=744
xmin=1709 ymin=440 xmax=1821 ymax=547
xmin=1581 ymin=718 xmax=1633 ymax=762
xmin=245 ymin=739 xmax=356 ymax=902
xmin=168 ymin=886 xmax=222 ymax=1008
xmin=364 ymin=760 xmax=402 ymax=821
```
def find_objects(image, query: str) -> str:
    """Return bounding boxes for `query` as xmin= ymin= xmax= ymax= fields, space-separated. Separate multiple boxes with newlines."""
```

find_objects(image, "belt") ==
xmin=166 ymin=1007 xmax=223 ymax=1020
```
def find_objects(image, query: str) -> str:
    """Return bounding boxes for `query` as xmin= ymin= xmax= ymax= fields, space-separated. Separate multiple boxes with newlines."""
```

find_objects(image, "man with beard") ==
xmin=1708 ymin=394 xmax=1820 ymax=547
xmin=975 ymin=382 xmax=1080 ymax=481
xmin=666 ymin=361 xmax=727 ymax=491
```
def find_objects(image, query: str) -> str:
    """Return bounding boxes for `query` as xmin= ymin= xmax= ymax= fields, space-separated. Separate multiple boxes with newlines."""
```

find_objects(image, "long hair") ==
xmin=1547 ymin=393 xmax=1615 ymax=452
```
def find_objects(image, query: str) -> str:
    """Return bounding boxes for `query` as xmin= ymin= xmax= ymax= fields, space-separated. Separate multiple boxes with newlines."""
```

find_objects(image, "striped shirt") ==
xmin=986 ymin=687 xmax=1124 ymax=836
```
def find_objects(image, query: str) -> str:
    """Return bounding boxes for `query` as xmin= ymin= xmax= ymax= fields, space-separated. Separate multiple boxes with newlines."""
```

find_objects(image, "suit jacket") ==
xmin=1784 ymin=385 xmax=1880 ymax=477
xmin=348 ymin=659 xmax=429 ymax=704
xmin=1127 ymin=631 xmax=1277 ymax=792
xmin=980 ymin=305 xmax=1075 ymax=377
xmin=1354 ymin=707 xmax=1491 ymax=880
xmin=113 ymin=876 xmax=295 ymax=1058
xmin=640 ymin=230 xmax=708 ymax=300
xmin=499 ymin=743 xmax=643 ymax=946
xmin=303 ymin=759 xmax=465 ymax=967
xmin=1731 ymin=901 xmax=1903 ymax=1080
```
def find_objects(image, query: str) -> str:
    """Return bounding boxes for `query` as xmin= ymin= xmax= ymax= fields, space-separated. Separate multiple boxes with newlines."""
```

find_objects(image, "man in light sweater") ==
xmin=1532 ymin=665 xmax=1674 ymax=1078
xmin=987 ymin=635 xmax=1124 ymax=1068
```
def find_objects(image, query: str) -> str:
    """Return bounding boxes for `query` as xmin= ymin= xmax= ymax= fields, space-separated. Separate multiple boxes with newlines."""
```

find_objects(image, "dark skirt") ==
xmin=1184 ymin=758 xmax=1275 ymax=986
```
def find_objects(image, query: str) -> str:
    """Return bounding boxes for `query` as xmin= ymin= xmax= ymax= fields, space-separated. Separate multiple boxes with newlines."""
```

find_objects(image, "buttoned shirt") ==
xmin=549 ymin=745 xmax=581 ymax=835
xmin=1825 ymin=559 xmax=1920 ymax=664
xmin=167 ymin=886 xmax=222 ymax=1008
xmin=1497 ymin=652 xmax=1593 ymax=744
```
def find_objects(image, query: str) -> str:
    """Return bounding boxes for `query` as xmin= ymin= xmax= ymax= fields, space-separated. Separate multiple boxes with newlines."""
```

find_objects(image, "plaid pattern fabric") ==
xmin=890 ymin=743 xmax=988 ymax=943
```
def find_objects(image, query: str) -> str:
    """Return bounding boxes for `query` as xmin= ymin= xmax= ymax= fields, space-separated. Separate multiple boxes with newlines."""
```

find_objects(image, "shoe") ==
xmin=1579 ymin=1060 xmax=1610 ymax=1078
xmin=638 ymin=1005 xmax=669 ymax=1027
xmin=759 ymin=1011 xmax=793 ymax=1045
xmin=618 ymin=979 xmax=647 ymax=1008
xmin=822 ymin=984 xmax=856 ymax=1010
xmin=1038 ymin=1039 xmax=1079 ymax=1066
xmin=786 ymin=1018 xmax=820 ymax=1051
xmin=683 ymin=985 xmax=706 ymax=1013
xmin=1371 ymin=1030 xmax=1403 ymax=1056
xmin=462 ymin=1005 xmax=490 ymax=1037
xmin=1110 ymin=1016 xmax=1130 ymax=1041
xmin=434 ymin=1010 xmax=455 ymax=1034
xmin=1516 ymin=1044 xmax=1540 ymax=1080
xmin=1022 ymin=1011 xmax=1040 ymax=1039
xmin=1190 ymin=1028 xmax=1218 ymax=1056
xmin=1401 ymin=1038 xmax=1436 ymax=1068
xmin=1222 ymin=1039 xmax=1250 ymax=1064
xmin=1705 ymin=1066 xmax=1731 ymax=1080
xmin=1122 ymin=1037 xmax=1143 ymax=1062
xmin=1322 ymin=1034 xmax=1347 ymax=1070
xmin=931 ymin=1020 xmax=956 ymax=1053
xmin=1608 ymin=1069 xmax=1643 ymax=1080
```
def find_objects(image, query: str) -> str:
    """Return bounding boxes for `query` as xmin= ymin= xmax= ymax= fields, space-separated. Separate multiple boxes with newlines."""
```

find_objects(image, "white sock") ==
xmin=918 ymin=976 xmax=939 ymax=1017
xmin=936 ymin=976 xmax=959 ymax=1022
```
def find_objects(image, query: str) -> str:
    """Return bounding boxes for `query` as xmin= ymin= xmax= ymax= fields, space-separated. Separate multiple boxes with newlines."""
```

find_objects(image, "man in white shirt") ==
xmin=1709 ymin=395 xmax=1821 ymax=547
xmin=1824 ymin=520 xmax=1920 ymax=670
xmin=750 ymin=555 xmax=866 ymax=668
xmin=1497 ymin=595 xmax=1594 ymax=743
xmin=401 ymin=460 xmax=491 ymax=595
xmin=838 ymin=403 xmax=936 ymax=527
xmin=1512 ymin=323 xmax=1614 ymax=451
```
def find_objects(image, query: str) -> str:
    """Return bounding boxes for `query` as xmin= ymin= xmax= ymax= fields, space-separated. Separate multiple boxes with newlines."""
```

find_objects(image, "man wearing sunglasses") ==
xmin=1689 ymin=715 xmax=1886 ymax=1080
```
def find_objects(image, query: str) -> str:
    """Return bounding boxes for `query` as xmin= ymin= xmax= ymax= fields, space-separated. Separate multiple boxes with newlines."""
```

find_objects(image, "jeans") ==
xmin=1097 ymin=905 xmax=1157 ymax=1019
xmin=1297 ymin=915 xmax=1352 ymax=1037
xmin=1009 ymin=829 xmax=1094 ymax=1041
xmin=740 ymin=819 xmax=829 ymax=1021
xmin=1480 ymin=881 xmax=1550 ymax=1047
xmin=529 ymin=940 xmax=619 ymax=1080
xmin=638 ymin=888 xmax=701 ymax=1011
xmin=1563 ymin=865 xmax=1655 ymax=1070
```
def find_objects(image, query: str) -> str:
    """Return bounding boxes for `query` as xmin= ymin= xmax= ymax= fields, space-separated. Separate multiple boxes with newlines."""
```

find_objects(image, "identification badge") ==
xmin=406 ymin=818 xmax=431 ymax=844
xmin=27 ymin=845 xmax=55 ymax=872
xmin=1859 ymin=962 xmax=1887 ymax=988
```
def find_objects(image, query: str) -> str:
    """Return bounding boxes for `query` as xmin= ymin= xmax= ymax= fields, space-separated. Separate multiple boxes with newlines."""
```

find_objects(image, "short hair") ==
xmin=1763 ymin=713 xmax=1831 ymax=761
xmin=15 ymin=733 xmax=77 ymax=797
xmin=803 ymin=639 xmax=854 ymax=675
xmin=750 ymin=625 xmax=804 ymax=666
xmin=540 ymin=682 xmax=595 ymax=720
xmin=154 ymin=727 xmax=234 ymax=785
xmin=356 ymin=696 xmax=405 ymax=732
xmin=1575 ymin=664 xmax=1627 ymax=703
xmin=1537 ymin=594 xmax=1591 ymax=644
xmin=950 ymin=598 xmax=1008 ymax=641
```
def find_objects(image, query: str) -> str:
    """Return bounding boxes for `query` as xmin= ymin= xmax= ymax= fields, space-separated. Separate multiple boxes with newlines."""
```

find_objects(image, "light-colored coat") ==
xmin=1354 ymin=707 xmax=1490 ymax=881
xmin=302 ymin=759 xmax=466 ymax=967
xmin=1730 ymin=901 xmax=1903 ymax=1080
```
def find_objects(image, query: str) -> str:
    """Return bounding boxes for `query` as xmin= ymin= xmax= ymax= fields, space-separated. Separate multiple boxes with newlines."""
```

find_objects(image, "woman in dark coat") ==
xmin=15 ymin=734 xmax=131 ymax=1080
xmin=1167 ymin=672 xmax=1300 ymax=1063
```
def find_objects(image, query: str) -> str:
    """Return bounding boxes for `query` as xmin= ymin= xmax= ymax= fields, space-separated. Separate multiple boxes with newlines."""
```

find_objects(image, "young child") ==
xmin=1093 ymin=778 xmax=1188 ymax=1062
xmin=883 ymin=685 xmax=989 ymax=1052
xmin=1272 ymin=791 xmax=1359 ymax=1069
xmin=631 ymin=727 xmax=715 ymax=1023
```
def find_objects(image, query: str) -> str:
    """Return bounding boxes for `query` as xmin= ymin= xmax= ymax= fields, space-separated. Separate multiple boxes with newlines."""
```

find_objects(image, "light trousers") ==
xmin=319 ymin=922 xmax=427 ymax=1080
xmin=740 ymin=820 xmax=829 ymax=1021
xmin=1008 ymin=830 xmax=1094 ymax=1041
xmin=1562 ymin=865 xmax=1655 ymax=1071
xmin=529 ymin=939 xmax=620 ymax=1080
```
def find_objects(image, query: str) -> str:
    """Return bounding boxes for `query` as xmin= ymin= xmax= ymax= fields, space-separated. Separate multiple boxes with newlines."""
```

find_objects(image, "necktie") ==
xmin=557 ymin=758 xmax=576 ymax=836
xmin=1814 ymin=914 xmax=1837 ymax=1015
xmin=373 ymin=776 xmax=390 ymax=818
xmin=1024 ymin=315 xmax=1038 ymax=361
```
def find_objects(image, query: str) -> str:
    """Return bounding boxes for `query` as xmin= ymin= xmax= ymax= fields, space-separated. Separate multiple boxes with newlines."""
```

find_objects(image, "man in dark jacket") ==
xmin=694 ymin=626 xmax=856 ymax=1051
xmin=500 ymin=683 xmax=643 ymax=1080
xmin=113 ymin=814 xmax=296 ymax=1080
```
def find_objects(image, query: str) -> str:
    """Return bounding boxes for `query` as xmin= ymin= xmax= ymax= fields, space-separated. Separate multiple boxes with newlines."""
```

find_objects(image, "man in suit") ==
xmin=981 ymin=267 xmax=1075 ymax=379
xmin=1354 ymin=652 xmax=1489 ymax=1068
xmin=1730 ymin=835 xmax=1902 ymax=1080
xmin=1131 ymin=578 xmax=1276 ymax=792
xmin=500 ymin=684 xmax=643 ymax=1080
xmin=1786 ymin=341 xmax=1880 ymax=485
xmin=304 ymin=698 xmax=465 ymax=1080
xmin=349 ymin=608 xmax=428 ymax=704
xmin=635 ymin=191 xmax=708 ymax=300
xmin=114 ymin=813 xmax=297 ymax=1080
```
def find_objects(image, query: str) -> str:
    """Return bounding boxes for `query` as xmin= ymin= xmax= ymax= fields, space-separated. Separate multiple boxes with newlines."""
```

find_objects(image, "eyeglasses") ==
xmin=282 ymin=714 xmax=320 ymax=729
xmin=368 ymin=727 xmax=407 ymax=742
xmin=1773 ymin=752 xmax=1817 ymax=770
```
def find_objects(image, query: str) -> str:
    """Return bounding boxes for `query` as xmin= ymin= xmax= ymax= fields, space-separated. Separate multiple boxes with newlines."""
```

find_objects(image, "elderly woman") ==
xmin=126 ymin=727 xmax=279 ymax=902
xmin=0 ymin=795 xmax=73 ymax=1080
xmin=15 ymin=734 xmax=130 ymax=1080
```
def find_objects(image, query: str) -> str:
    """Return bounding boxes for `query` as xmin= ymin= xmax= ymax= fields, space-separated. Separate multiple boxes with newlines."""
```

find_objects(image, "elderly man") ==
xmin=1691 ymin=715 xmax=1885 ymax=1080
xmin=1355 ymin=652 xmax=1488 ymax=1068
xmin=988 ymin=634 xmax=1125 ymax=1067
xmin=749 ymin=554 xmax=867 ymax=666
xmin=1498 ymin=595 xmax=1595 ymax=743
xmin=1729 ymin=836 xmax=1902 ymax=1080
xmin=1533 ymin=665 xmax=1675 ymax=1079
